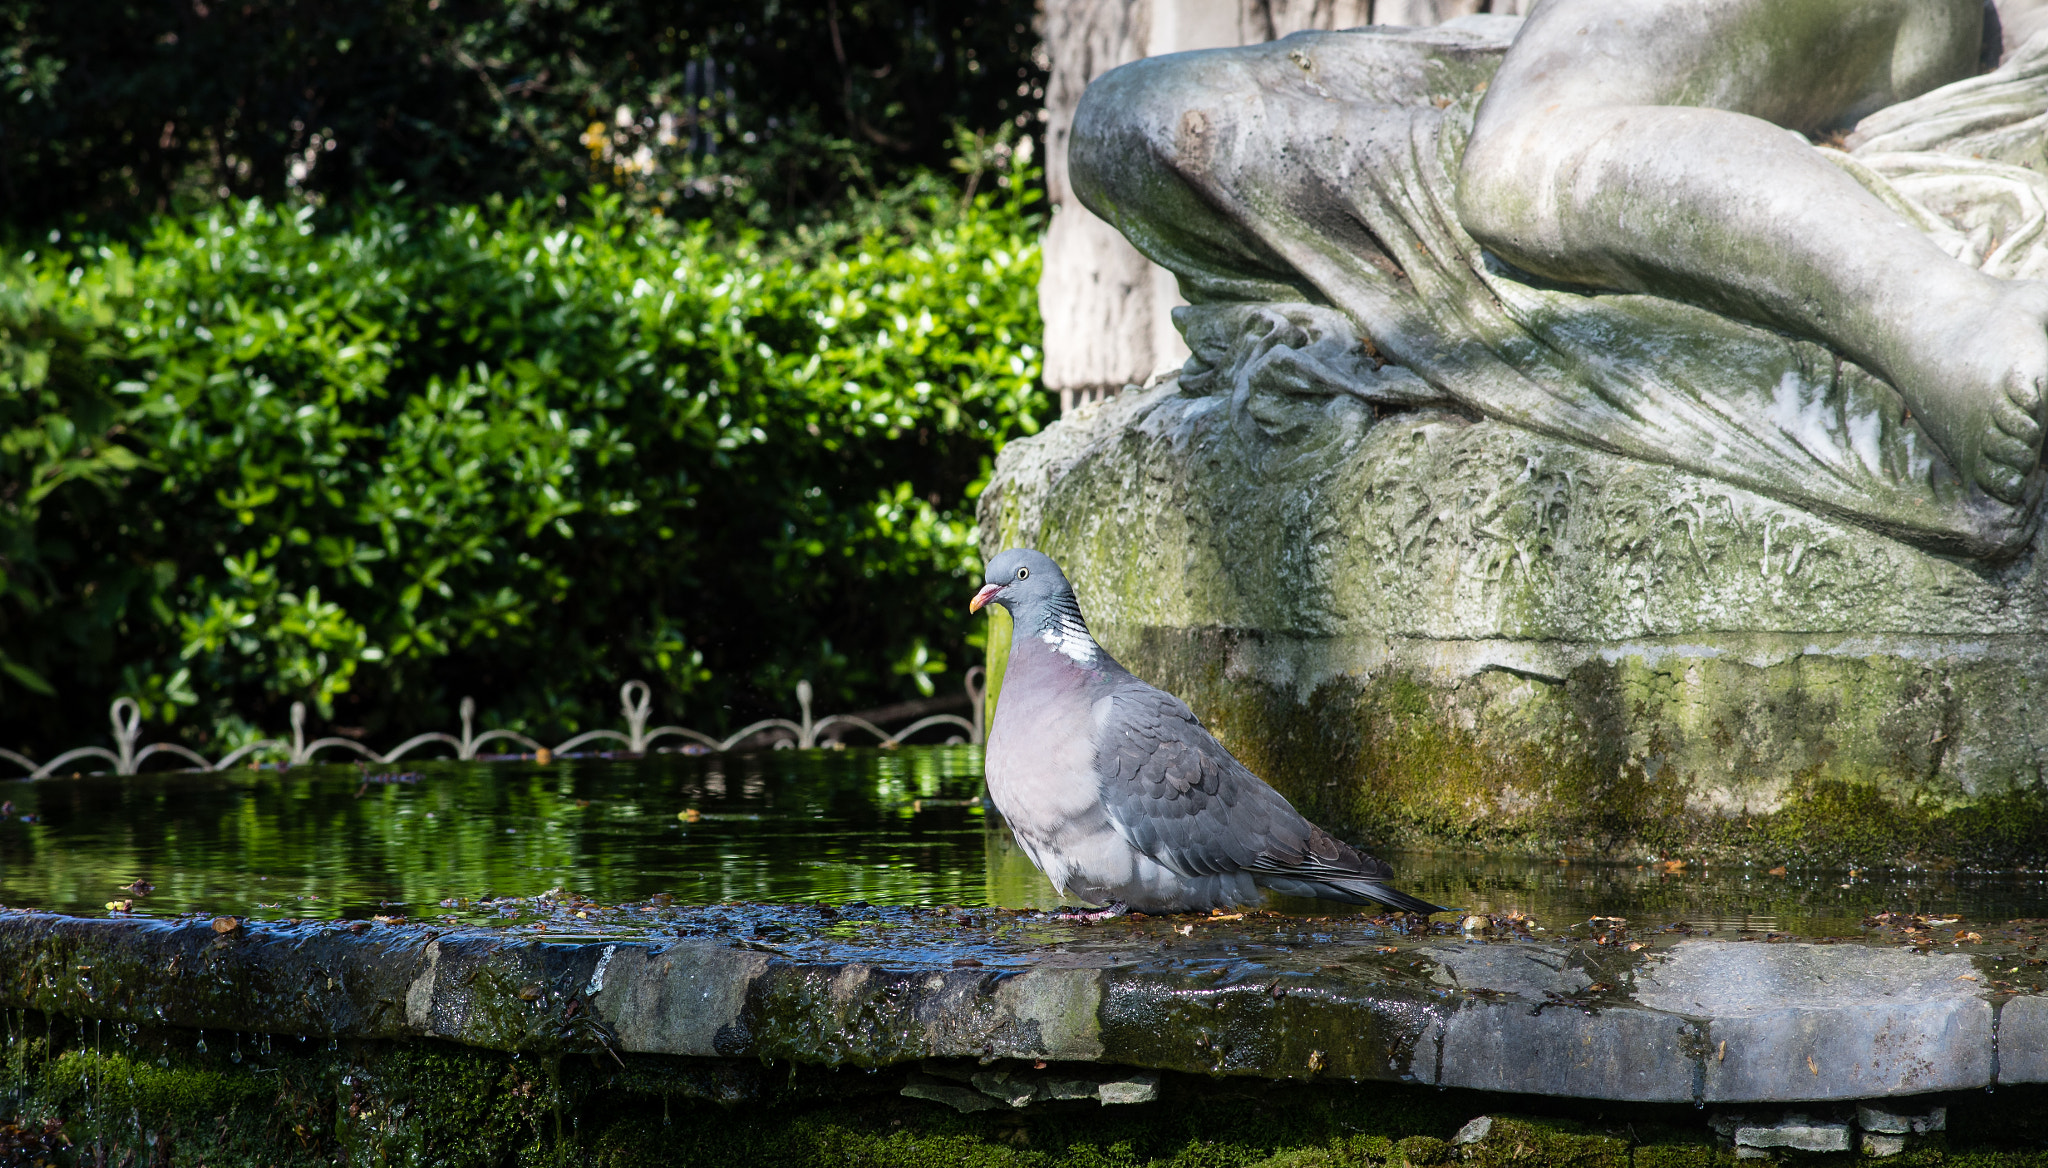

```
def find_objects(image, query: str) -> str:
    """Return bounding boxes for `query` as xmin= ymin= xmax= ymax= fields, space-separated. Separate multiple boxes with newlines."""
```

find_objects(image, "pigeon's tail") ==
xmin=1253 ymin=826 xmax=1445 ymax=914
xmin=1258 ymin=873 xmax=1447 ymax=915
xmin=1339 ymin=880 xmax=1447 ymax=916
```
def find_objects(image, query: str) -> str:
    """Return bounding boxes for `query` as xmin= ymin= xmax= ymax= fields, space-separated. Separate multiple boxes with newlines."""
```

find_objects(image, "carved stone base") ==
xmin=978 ymin=317 xmax=2048 ymax=863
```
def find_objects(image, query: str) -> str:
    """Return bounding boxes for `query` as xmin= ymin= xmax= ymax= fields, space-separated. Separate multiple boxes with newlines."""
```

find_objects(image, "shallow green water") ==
xmin=3 ymin=747 xmax=2047 ymax=935
xmin=0 ymin=748 xmax=995 ymax=924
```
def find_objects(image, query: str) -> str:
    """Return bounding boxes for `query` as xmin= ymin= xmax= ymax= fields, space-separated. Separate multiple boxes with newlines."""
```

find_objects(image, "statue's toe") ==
xmin=2005 ymin=369 xmax=2047 ymax=416
xmin=1974 ymin=370 xmax=2046 ymax=503
xmin=1995 ymin=403 xmax=2041 ymax=445
xmin=1986 ymin=429 xmax=2034 ymax=470
xmin=1980 ymin=458 xmax=2028 ymax=504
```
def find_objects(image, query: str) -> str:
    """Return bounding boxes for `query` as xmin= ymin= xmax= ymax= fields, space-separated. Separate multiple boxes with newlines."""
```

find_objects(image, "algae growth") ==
xmin=1108 ymin=629 xmax=2048 ymax=871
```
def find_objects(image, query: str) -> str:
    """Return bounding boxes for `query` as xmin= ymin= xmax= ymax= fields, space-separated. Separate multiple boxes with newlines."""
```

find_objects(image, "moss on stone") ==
xmin=40 ymin=1049 xmax=272 ymax=1119
xmin=1630 ymin=1142 xmax=1724 ymax=1168
xmin=1101 ymin=626 xmax=2048 ymax=867
xmin=1249 ymin=1136 xmax=1388 ymax=1168
xmin=1395 ymin=1134 xmax=1452 ymax=1167
xmin=15 ymin=1039 xmax=333 ymax=1166
xmin=331 ymin=1043 xmax=560 ymax=1167
xmin=985 ymin=604 xmax=1015 ymax=729
xmin=1458 ymin=1116 xmax=1631 ymax=1168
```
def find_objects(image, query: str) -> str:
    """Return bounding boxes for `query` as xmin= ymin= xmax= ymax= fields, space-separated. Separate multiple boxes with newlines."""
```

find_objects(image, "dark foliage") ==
xmin=0 ymin=0 xmax=1046 ymax=234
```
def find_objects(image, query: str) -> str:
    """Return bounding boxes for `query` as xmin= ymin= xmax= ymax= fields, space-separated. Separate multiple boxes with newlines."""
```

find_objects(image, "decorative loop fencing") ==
xmin=0 ymin=669 xmax=985 ymax=780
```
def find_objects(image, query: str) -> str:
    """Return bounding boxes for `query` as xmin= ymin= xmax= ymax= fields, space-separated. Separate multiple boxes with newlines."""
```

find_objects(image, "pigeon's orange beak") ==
xmin=969 ymin=583 xmax=1003 ymax=614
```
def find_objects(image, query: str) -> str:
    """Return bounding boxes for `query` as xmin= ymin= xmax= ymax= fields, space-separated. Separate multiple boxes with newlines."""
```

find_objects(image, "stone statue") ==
xmin=1070 ymin=0 xmax=2048 ymax=557
xmin=978 ymin=0 xmax=2048 ymax=864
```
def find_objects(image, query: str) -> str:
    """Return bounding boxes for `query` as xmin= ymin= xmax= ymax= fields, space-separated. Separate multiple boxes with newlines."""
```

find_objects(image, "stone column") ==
xmin=1038 ymin=0 xmax=1524 ymax=414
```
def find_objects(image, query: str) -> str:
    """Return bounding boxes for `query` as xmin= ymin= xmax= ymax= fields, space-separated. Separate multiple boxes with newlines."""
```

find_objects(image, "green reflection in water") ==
xmin=0 ymin=746 xmax=1049 ymax=923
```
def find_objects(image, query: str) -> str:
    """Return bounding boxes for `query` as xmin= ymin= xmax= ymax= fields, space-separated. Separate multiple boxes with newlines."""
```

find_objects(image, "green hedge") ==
xmin=0 ymin=171 xmax=1044 ymax=756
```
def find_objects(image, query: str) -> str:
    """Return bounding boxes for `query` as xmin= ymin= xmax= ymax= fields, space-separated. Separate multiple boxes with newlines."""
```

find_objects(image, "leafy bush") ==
xmin=0 ymin=168 xmax=1044 ymax=756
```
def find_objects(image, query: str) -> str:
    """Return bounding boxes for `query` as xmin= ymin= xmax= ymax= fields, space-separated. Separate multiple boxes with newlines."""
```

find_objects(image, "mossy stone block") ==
xmin=979 ymin=381 xmax=2048 ymax=865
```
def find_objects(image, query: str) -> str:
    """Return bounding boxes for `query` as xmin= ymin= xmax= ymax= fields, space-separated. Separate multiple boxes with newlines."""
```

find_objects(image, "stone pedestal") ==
xmin=977 ymin=371 xmax=2048 ymax=864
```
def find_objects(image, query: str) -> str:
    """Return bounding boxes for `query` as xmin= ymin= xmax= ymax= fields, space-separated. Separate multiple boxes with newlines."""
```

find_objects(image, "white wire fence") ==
xmin=1 ymin=670 xmax=985 ymax=780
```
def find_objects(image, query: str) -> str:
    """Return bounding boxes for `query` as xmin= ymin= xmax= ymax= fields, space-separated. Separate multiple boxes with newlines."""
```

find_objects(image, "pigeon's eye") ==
xmin=1016 ymin=567 xmax=1030 ymax=580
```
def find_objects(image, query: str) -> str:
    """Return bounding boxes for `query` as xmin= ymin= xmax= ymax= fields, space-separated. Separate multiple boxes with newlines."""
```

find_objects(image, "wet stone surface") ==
xmin=6 ymin=903 xmax=2048 ymax=1106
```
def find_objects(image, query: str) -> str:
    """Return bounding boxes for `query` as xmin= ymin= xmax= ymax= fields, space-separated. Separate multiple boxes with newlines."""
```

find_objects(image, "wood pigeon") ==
xmin=972 ymin=548 xmax=1444 ymax=916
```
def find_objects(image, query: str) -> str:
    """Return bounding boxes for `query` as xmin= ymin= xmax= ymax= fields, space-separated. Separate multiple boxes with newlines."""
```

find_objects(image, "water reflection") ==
xmin=0 ymin=748 xmax=997 ymax=923
xmin=2 ymin=747 xmax=2046 ymax=935
xmin=1385 ymin=851 xmax=2048 ymax=939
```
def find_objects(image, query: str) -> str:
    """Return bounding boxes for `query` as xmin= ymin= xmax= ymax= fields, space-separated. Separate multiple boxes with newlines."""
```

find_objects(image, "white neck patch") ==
xmin=1040 ymin=615 xmax=1097 ymax=665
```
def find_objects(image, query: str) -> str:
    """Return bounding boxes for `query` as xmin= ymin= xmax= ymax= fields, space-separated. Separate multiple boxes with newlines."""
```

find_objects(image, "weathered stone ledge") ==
xmin=3 ymin=911 xmax=2041 ymax=1106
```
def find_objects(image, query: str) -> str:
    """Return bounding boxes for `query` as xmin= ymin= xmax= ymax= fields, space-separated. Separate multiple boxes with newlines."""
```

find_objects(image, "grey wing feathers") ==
xmin=1094 ymin=685 xmax=1313 ymax=877
xmin=1094 ymin=683 xmax=1444 ymax=913
xmin=1089 ymin=680 xmax=1343 ymax=872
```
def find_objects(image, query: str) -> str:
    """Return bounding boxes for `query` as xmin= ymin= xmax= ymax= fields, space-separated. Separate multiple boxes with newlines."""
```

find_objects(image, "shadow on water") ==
xmin=4 ymin=746 xmax=2048 ymax=935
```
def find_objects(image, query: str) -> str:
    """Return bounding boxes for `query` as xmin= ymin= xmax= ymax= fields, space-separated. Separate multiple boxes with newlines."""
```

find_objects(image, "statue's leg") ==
xmin=1072 ymin=34 xmax=1498 ymax=372
xmin=1070 ymin=49 xmax=1331 ymax=308
xmin=1460 ymin=0 xmax=2046 ymax=503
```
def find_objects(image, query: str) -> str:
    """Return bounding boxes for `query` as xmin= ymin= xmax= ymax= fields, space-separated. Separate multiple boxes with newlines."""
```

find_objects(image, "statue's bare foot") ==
xmin=1888 ymin=280 xmax=2048 ymax=504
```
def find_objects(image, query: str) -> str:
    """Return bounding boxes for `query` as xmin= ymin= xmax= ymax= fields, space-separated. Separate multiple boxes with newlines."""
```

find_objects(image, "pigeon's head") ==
xmin=969 ymin=548 xmax=1075 ymax=618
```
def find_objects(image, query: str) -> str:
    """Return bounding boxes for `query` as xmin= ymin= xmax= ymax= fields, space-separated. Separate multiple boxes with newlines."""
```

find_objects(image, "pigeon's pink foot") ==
xmin=1051 ymin=901 xmax=1130 ymax=923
